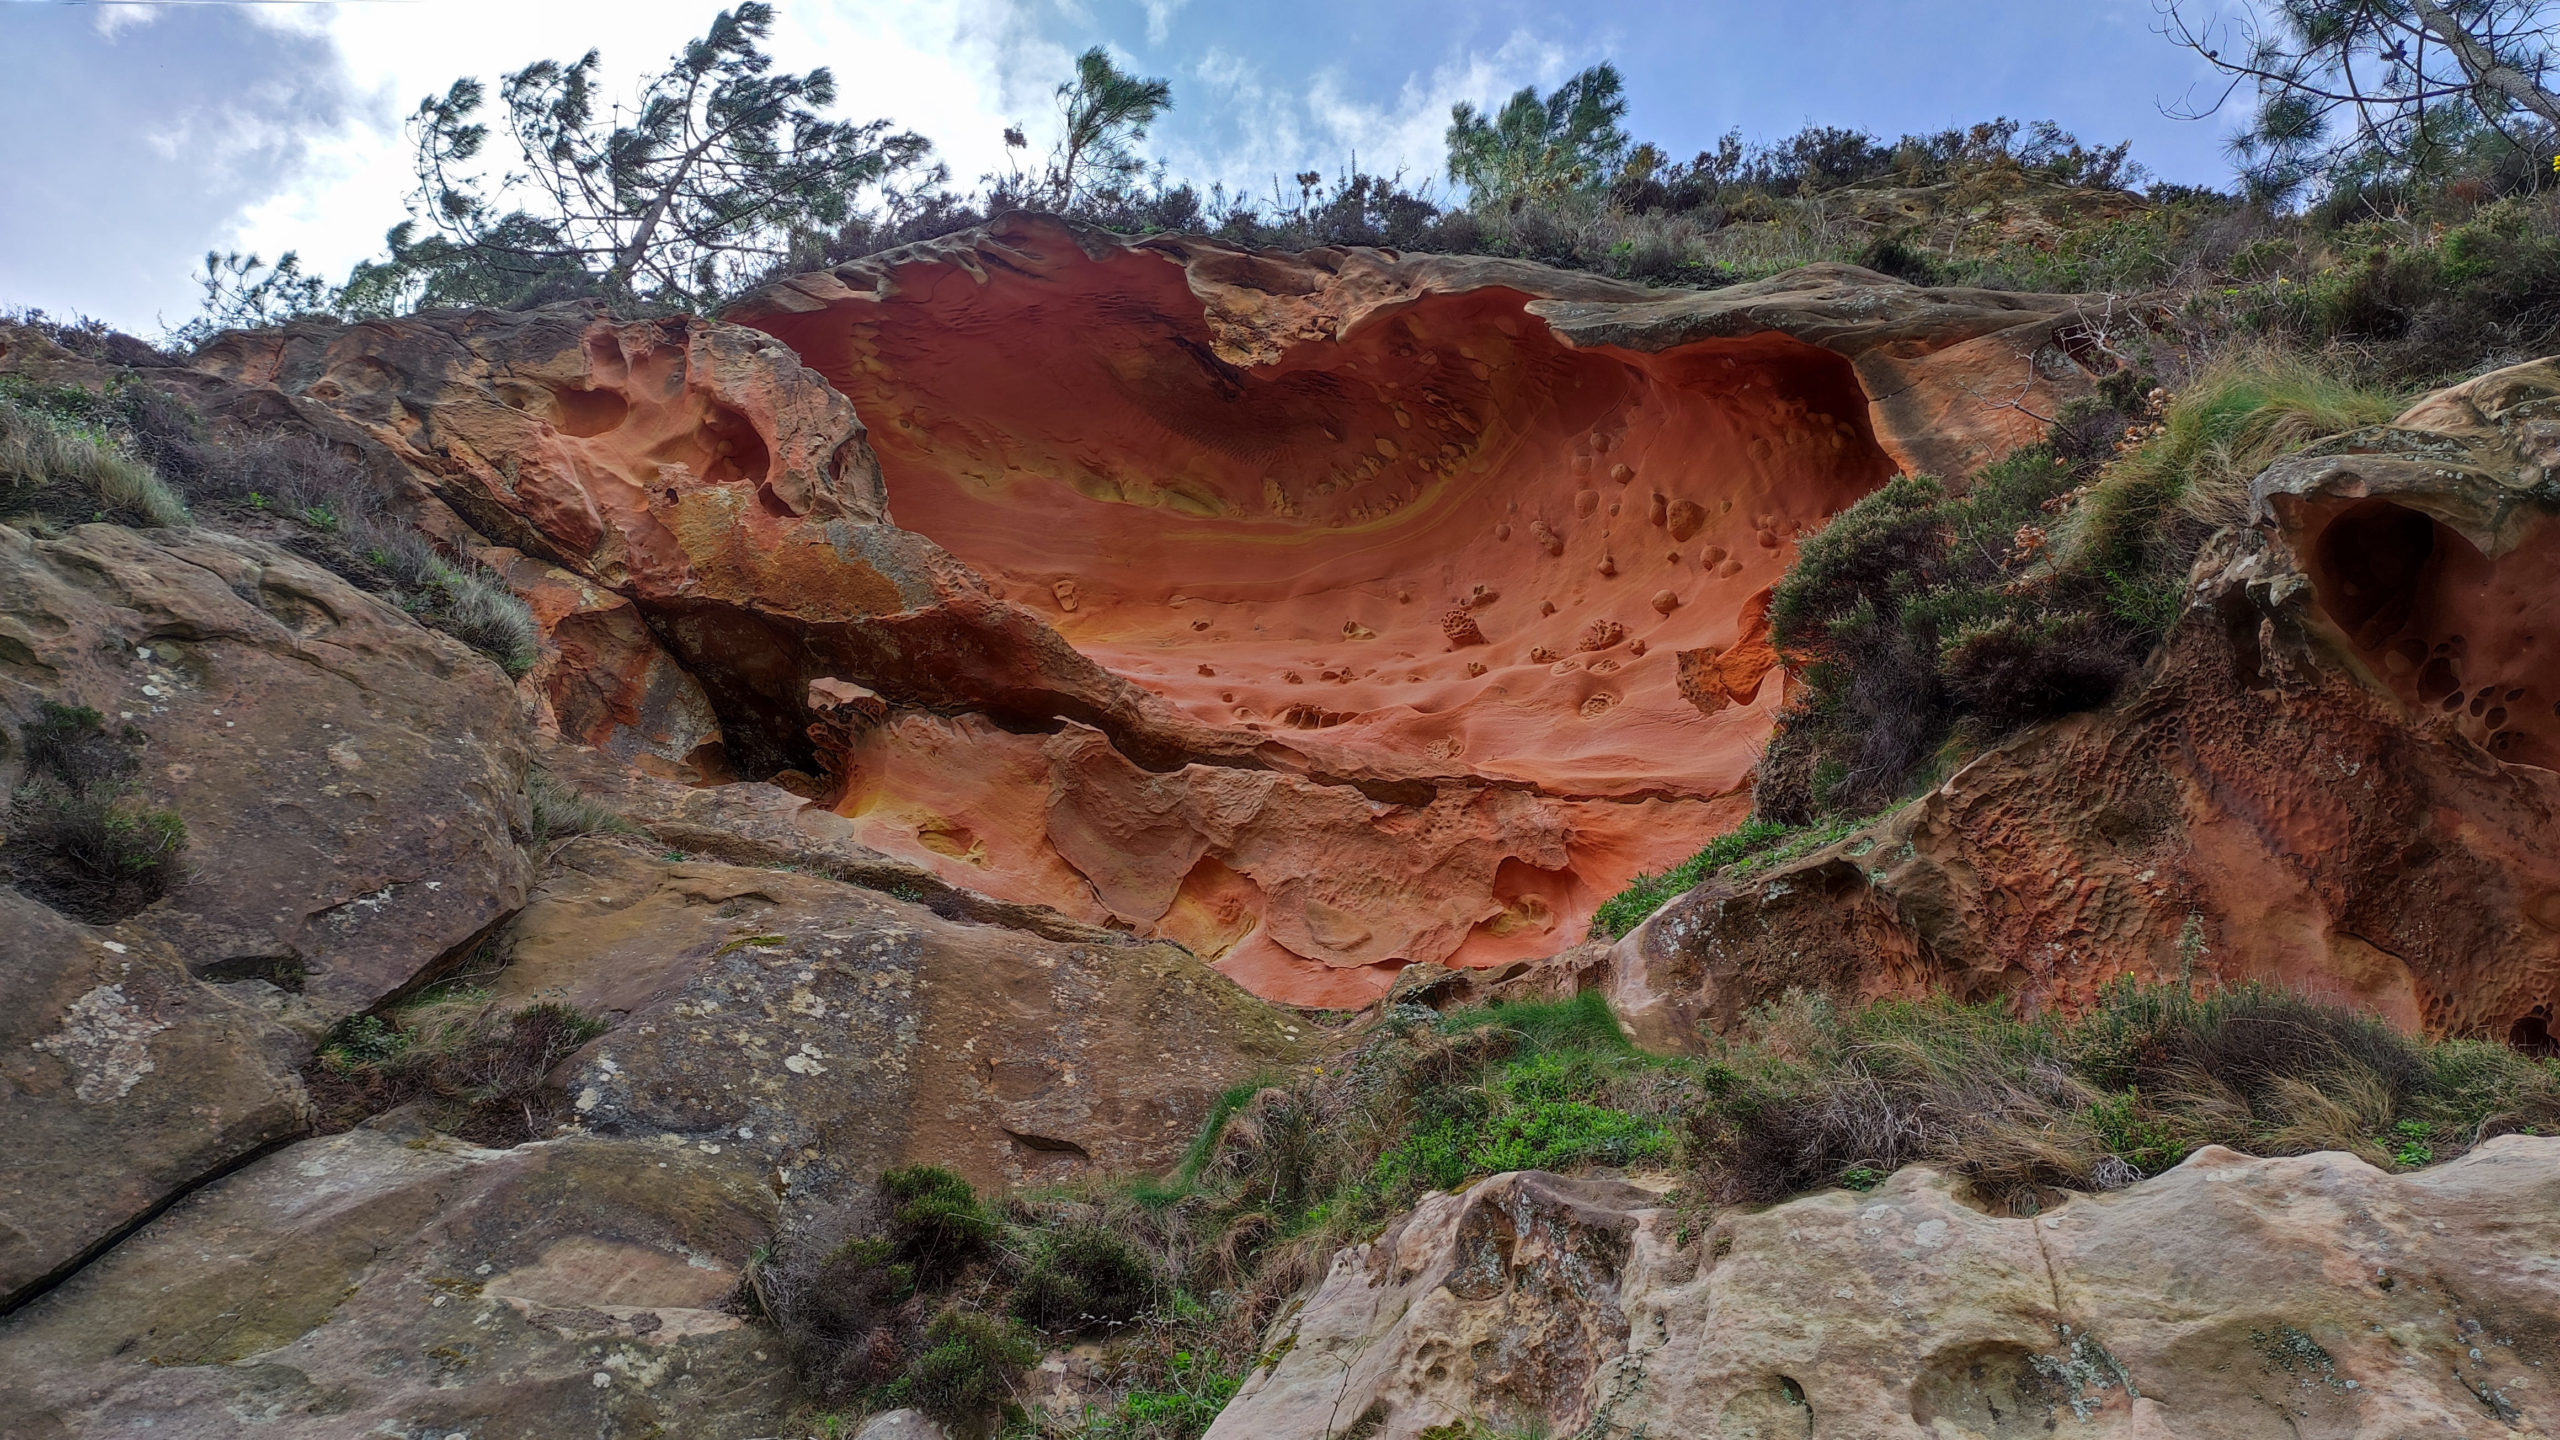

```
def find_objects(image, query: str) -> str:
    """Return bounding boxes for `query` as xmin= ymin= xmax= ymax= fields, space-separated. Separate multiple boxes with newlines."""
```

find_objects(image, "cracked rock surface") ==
xmin=1210 ymin=1137 xmax=2560 ymax=1439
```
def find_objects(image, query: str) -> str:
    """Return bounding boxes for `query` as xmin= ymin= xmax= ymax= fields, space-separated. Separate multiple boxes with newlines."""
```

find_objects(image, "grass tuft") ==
xmin=0 ymin=389 xmax=190 ymax=529
xmin=526 ymin=768 xmax=636 ymax=846
xmin=306 ymin=995 xmax=608 ymax=1145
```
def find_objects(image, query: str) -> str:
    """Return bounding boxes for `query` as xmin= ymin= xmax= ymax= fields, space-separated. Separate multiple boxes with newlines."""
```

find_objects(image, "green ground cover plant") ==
xmin=3 ymin=701 xmax=188 ymax=923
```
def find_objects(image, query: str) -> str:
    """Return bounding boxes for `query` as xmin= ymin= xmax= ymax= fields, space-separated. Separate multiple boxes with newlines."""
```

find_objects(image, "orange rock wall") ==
xmin=738 ymin=231 xmax=1921 ymax=1003
xmin=175 ymin=231 xmax=2108 ymax=1010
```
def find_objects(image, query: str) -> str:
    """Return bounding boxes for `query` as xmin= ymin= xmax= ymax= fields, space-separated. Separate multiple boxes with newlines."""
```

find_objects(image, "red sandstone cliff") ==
xmin=131 ymin=215 xmax=2123 ymax=1008
xmin=720 ymin=215 xmax=2110 ymax=1003
xmin=1604 ymin=357 xmax=2560 ymax=1048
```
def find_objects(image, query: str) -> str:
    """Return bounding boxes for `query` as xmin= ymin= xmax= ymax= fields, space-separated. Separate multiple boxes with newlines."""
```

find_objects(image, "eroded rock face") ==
xmin=489 ymin=839 xmax=1307 ymax=1193
xmin=1209 ymin=1138 xmax=2560 ymax=1439
xmin=0 ymin=892 xmax=309 ymax=1311
xmin=711 ymin=216 xmax=2107 ymax=1003
xmin=498 ymin=551 xmax=726 ymax=777
xmin=179 ymin=302 xmax=1256 ymax=836
xmin=0 ymin=524 xmax=532 ymax=1017
xmin=0 ymin=1125 xmax=791 ymax=1439
xmin=1610 ymin=359 xmax=2560 ymax=1047
xmin=40 ymin=233 xmax=2119 ymax=1006
xmin=0 ymin=522 xmax=534 ymax=1306
xmin=2256 ymin=356 xmax=2560 ymax=772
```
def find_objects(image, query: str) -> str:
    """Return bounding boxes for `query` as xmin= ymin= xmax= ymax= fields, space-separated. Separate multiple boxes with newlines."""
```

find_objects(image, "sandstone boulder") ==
xmin=0 ymin=520 xmax=537 ymax=1306
xmin=1210 ymin=1137 xmax=2560 ymax=1438
xmin=0 ymin=1124 xmax=790 ymax=1439
xmin=0 ymin=523 xmax=532 ymax=1017
xmin=0 ymin=891 xmax=309 ymax=1310
xmin=489 ymin=839 xmax=1309 ymax=1194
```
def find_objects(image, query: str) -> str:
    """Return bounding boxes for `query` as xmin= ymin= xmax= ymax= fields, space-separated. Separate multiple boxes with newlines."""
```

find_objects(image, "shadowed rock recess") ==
xmin=5 ymin=219 xmax=2558 ymax=1440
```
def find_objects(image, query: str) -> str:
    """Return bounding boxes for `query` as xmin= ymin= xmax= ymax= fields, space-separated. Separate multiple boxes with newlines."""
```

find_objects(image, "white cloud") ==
xmin=90 ymin=4 xmax=156 ymax=39
xmin=1155 ymin=29 xmax=1581 ymax=203
xmin=1141 ymin=0 xmax=1188 ymax=45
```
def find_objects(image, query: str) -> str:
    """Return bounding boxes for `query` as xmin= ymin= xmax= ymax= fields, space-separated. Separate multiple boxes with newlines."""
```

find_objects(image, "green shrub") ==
xmin=5 ymin=702 xmax=188 ymax=923
xmin=2276 ymin=196 xmax=2560 ymax=379
xmin=773 ymin=1234 xmax=924 ymax=1400
xmin=1366 ymin=993 xmax=1671 ymax=1206
xmin=882 ymin=1165 xmax=996 ymax=1287
xmin=1012 ymin=1222 xmax=1164 ymax=1332
xmin=1373 ymin=1079 xmax=1667 ymax=1197
xmin=892 ymin=1308 xmax=1036 ymax=1430
xmin=1756 ymin=355 xmax=2406 ymax=825
xmin=1067 ymin=1348 xmax=1243 ymax=1440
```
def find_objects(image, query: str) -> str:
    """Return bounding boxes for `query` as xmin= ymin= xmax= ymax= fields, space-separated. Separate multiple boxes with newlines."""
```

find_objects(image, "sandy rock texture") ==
xmin=0 ymin=892 xmax=308 ymax=1311
xmin=182 ymin=302 xmax=1196 ymax=789
xmin=0 ymin=1124 xmax=792 ymax=1439
xmin=492 ymin=838 xmax=1308 ymax=1194
xmin=1610 ymin=357 xmax=2560 ymax=1047
xmin=720 ymin=215 xmax=2111 ymax=1004
xmin=0 ymin=524 xmax=533 ymax=1307
xmin=1210 ymin=1137 xmax=2560 ymax=1439
xmin=0 ymin=523 xmax=532 ymax=1015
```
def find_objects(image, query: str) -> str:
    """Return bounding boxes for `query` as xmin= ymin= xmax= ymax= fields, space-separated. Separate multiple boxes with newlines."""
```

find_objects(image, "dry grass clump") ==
xmin=1692 ymin=984 xmax=2560 ymax=1213
xmin=129 ymin=399 xmax=542 ymax=676
xmin=0 ymin=391 xmax=190 ymax=529
xmin=0 ymin=373 xmax=540 ymax=676
xmin=305 ymin=984 xmax=608 ymax=1146
xmin=526 ymin=767 xmax=637 ymax=846
xmin=2048 ymin=352 xmax=2407 ymax=569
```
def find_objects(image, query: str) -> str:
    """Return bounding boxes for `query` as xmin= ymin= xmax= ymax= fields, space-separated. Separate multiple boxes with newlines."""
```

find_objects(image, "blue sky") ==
xmin=0 ymin=0 xmax=2243 ymax=335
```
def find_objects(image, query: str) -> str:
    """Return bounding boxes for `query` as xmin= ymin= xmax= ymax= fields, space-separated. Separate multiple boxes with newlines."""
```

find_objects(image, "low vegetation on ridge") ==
xmin=0 ymin=369 xmax=538 ymax=676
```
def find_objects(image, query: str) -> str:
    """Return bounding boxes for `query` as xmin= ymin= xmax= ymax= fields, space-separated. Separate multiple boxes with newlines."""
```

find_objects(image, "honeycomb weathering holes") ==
xmin=2308 ymin=497 xmax=2560 ymax=770
xmin=731 ymin=253 xmax=1904 ymax=1002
